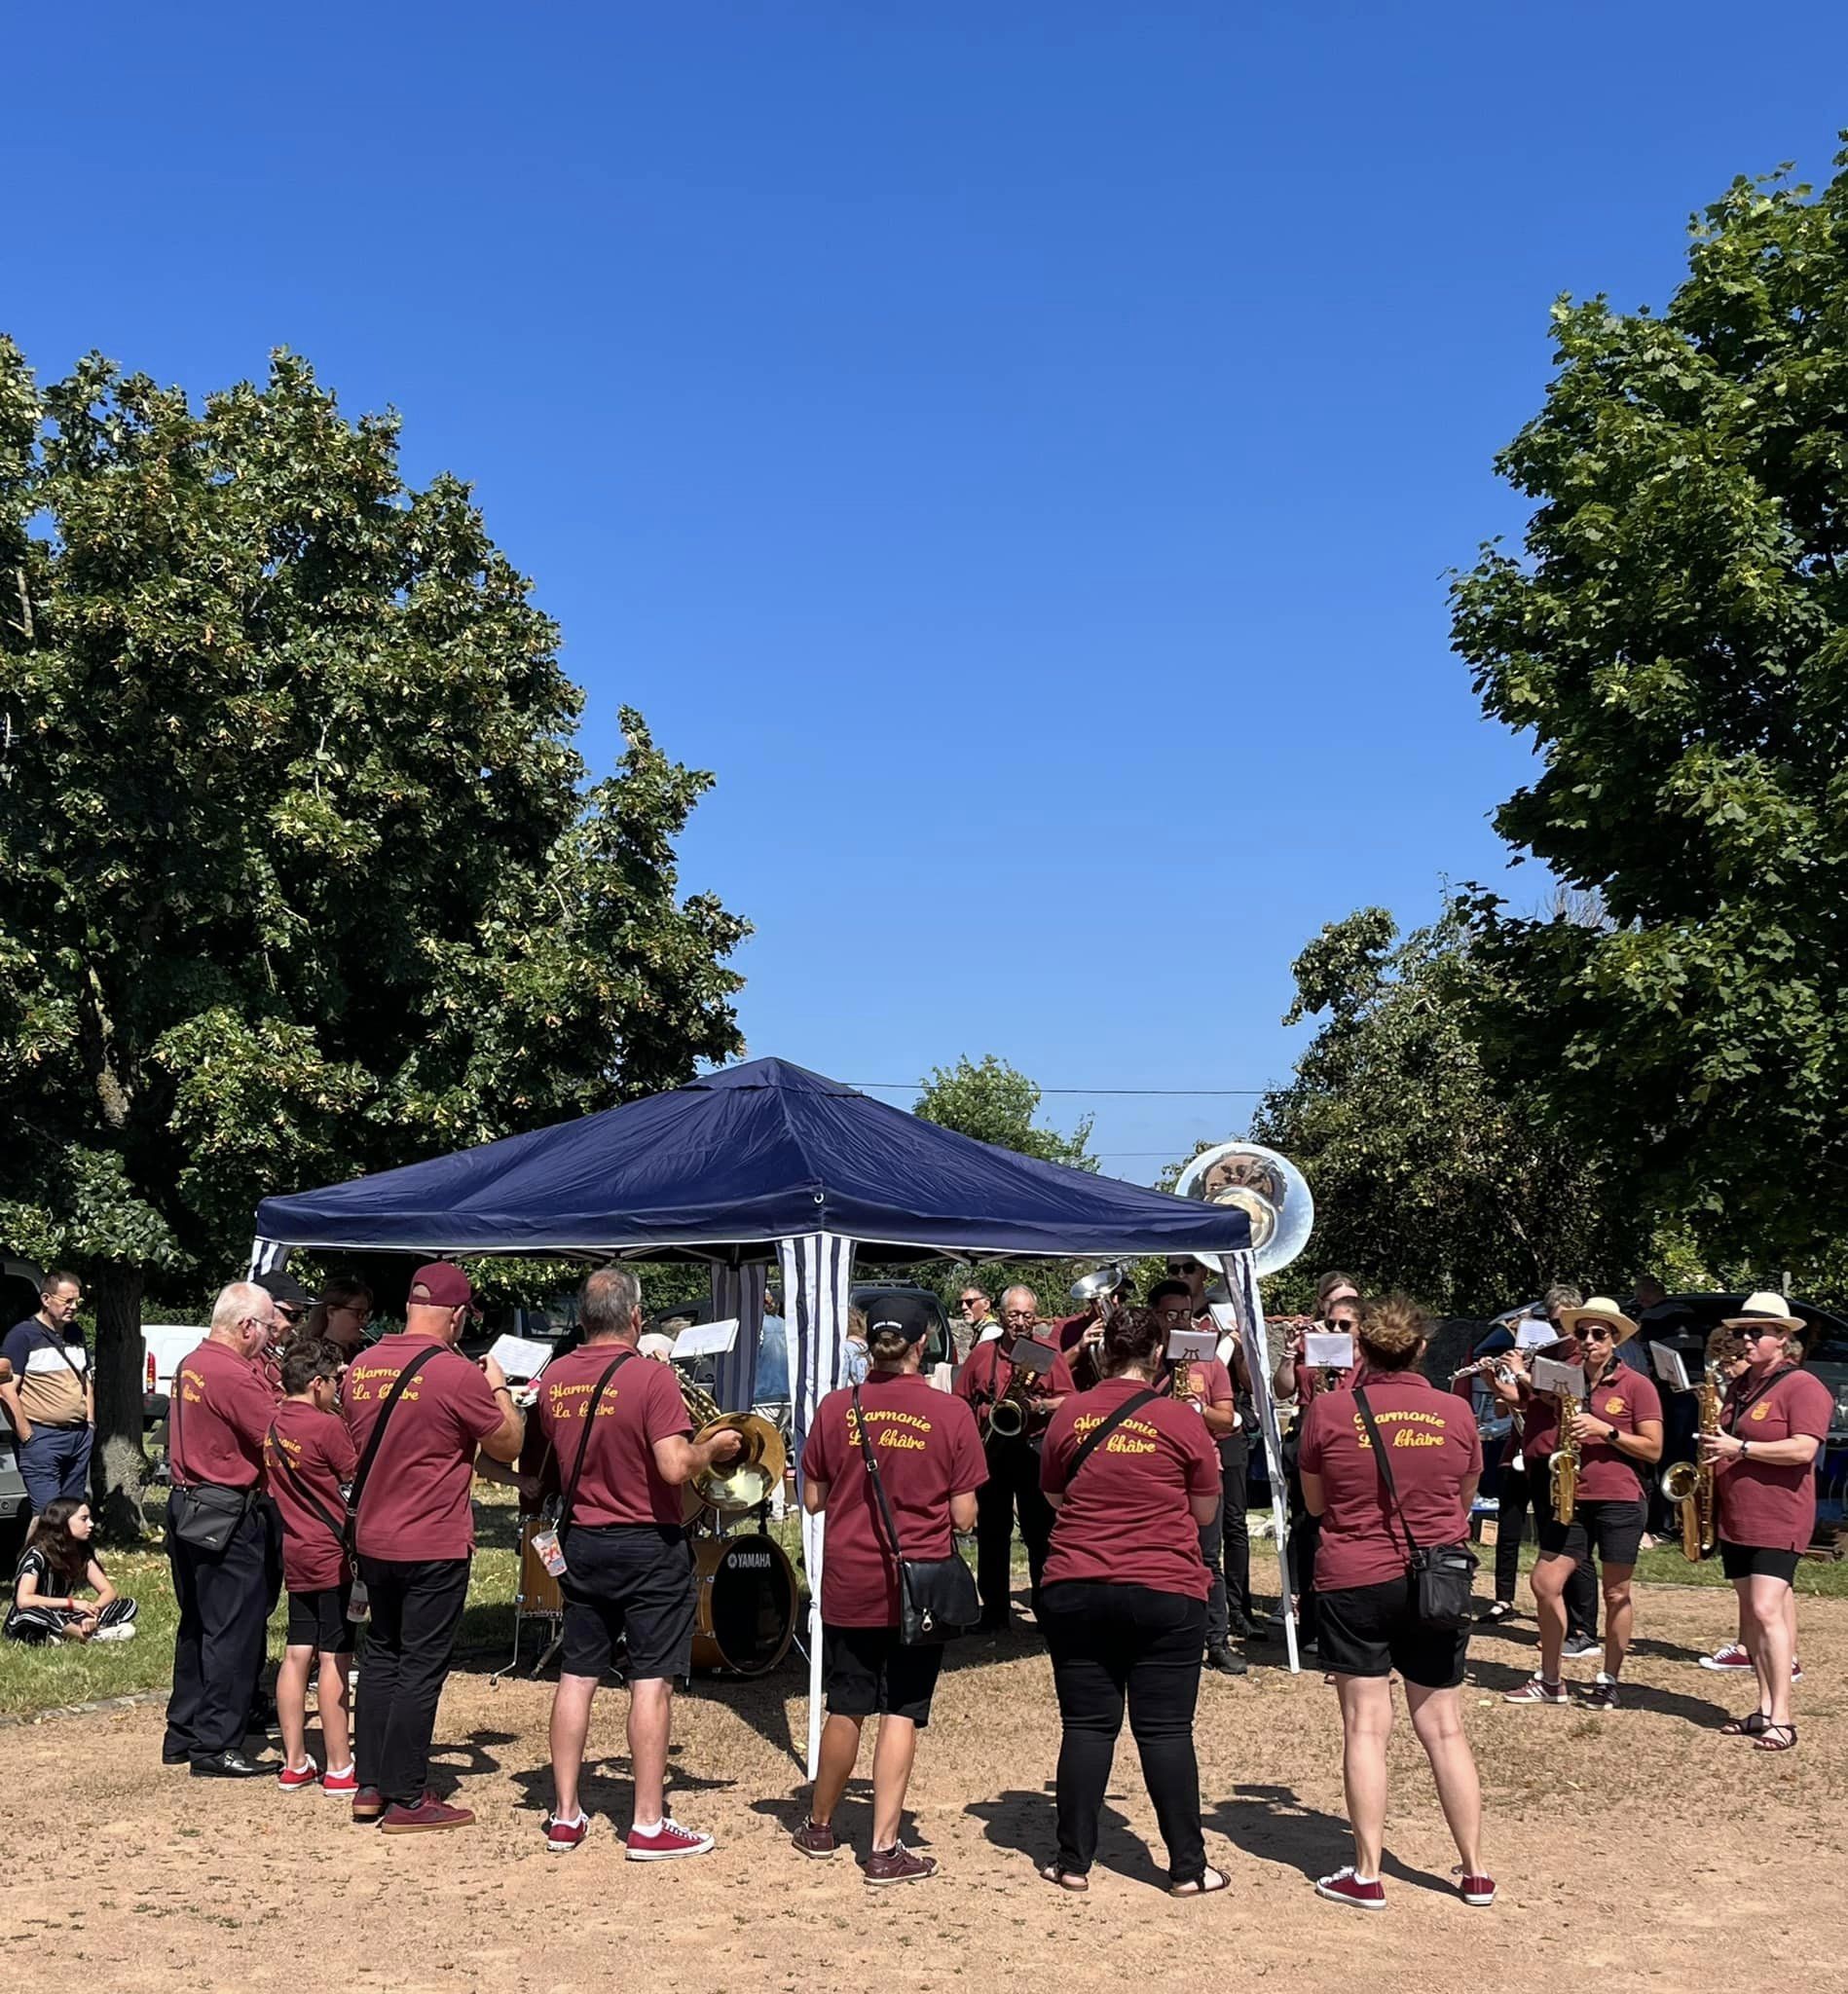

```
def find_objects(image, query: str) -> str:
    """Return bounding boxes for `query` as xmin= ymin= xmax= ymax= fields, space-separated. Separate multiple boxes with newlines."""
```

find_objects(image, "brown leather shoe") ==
xmin=792 ymin=1820 xmax=838 ymax=1860
xmin=864 ymin=1843 xmax=938 ymax=1885
xmin=379 ymin=1793 xmax=475 ymax=1833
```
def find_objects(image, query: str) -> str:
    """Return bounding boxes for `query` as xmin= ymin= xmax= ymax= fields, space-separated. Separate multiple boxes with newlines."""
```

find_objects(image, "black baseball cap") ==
xmin=867 ymin=1294 xmax=933 ymax=1346
xmin=258 ymin=1269 xmax=317 ymax=1310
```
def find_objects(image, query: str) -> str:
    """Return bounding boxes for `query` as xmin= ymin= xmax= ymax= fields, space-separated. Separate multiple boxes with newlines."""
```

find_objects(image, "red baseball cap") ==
xmin=407 ymin=1262 xmax=475 ymax=1311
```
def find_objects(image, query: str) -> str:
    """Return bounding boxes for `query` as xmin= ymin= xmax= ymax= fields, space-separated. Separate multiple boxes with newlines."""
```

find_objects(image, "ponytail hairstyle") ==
xmin=1356 ymin=1293 xmax=1428 ymax=1373
xmin=1099 ymin=1305 xmax=1167 ymax=1378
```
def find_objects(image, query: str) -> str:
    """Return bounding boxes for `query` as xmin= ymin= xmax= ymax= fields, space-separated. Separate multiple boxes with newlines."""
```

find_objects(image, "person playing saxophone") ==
xmin=1502 ymin=1298 xmax=1661 ymax=1712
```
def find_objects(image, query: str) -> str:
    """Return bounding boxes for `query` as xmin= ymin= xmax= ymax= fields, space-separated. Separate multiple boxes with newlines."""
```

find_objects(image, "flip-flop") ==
xmin=1754 ymin=1723 xmax=1797 ymax=1754
xmin=1170 ymin=1865 xmax=1231 ymax=1899
xmin=1040 ymin=1864 xmax=1089 ymax=1892
xmin=1720 ymin=1712 xmax=1770 ymax=1737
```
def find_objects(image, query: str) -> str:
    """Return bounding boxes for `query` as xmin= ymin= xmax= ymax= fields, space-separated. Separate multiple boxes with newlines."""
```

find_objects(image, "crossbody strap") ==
xmin=346 ymin=1347 xmax=445 ymax=1553
xmin=556 ymin=1349 xmax=636 ymax=1534
xmin=851 ymin=1384 xmax=920 ymax=1616
xmin=266 ymin=1423 xmax=347 ymax=1547
xmin=1062 ymin=1387 xmax=1159 ymax=1485
xmin=1353 ymin=1387 xmax=1420 ymax=1563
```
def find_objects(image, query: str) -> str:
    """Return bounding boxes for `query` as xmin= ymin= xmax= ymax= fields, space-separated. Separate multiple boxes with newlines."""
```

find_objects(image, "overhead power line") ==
xmin=848 ymin=1082 xmax=1267 ymax=1097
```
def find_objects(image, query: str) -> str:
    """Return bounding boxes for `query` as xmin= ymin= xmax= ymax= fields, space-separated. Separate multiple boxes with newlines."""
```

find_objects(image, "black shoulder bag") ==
xmin=1353 ymin=1387 xmax=1478 ymax=1632
xmin=852 ymin=1384 xmax=982 ymax=1646
xmin=167 ymin=1380 xmax=257 ymax=1554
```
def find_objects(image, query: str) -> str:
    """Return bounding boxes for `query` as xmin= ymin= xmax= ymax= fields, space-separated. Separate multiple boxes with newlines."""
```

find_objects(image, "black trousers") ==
xmin=250 ymin=1497 xmax=284 ymax=1715
xmin=975 ymin=1438 xmax=1055 ymax=1621
xmin=1040 ymin=1580 xmax=1207 ymax=1885
xmin=1219 ymin=1447 xmax=1252 ymax=1626
xmin=1200 ymin=1498 xmax=1228 ymax=1648
xmin=164 ymin=1496 xmax=271 ymax=1765
xmin=355 ymin=1556 xmax=471 ymax=1806
xmin=1497 ymin=1460 xmax=1598 ymax=1636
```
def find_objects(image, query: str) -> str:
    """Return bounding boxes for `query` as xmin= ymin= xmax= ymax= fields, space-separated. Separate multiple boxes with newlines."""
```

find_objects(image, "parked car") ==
xmin=849 ymin=1284 xmax=956 ymax=1373
xmin=142 ymin=1322 xmax=209 ymax=1430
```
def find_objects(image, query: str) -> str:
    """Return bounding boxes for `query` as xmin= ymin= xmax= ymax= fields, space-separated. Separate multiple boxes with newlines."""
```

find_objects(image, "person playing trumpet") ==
xmin=1501 ymin=1297 xmax=1661 ymax=1711
xmin=954 ymin=1285 xmax=1074 ymax=1634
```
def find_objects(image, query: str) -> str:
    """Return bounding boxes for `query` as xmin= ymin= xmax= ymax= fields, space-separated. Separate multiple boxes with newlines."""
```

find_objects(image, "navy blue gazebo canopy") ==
xmin=254 ymin=1056 xmax=1251 ymax=1264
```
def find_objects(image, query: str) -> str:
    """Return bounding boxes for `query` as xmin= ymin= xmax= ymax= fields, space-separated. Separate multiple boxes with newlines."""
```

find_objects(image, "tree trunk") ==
xmin=89 ymin=1259 xmax=150 ymax=1542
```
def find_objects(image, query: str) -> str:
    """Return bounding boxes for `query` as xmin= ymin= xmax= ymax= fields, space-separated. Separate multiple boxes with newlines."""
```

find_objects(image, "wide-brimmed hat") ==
xmin=1554 ymin=1296 xmax=1640 ymax=1345
xmin=1721 ymin=1291 xmax=1815 ymax=1352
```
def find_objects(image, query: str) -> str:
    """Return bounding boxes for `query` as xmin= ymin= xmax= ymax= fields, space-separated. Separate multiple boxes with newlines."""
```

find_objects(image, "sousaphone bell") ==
xmin=1173 ymin=1139 xmax=1313 ymax=1277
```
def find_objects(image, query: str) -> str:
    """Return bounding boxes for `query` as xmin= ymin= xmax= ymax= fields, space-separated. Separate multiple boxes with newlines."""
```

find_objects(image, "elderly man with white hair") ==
xmin=162 ymin=1279 xmax=285 ymax=1778
xmin=953 ymin=1283 xmax=1074 ymax=1634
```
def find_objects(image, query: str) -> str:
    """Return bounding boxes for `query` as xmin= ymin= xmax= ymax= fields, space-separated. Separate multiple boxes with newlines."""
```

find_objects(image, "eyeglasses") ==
xmin=1155 ymin=1305 xmax=1192 ymax=1320
xmin=331 ymin=1304 xmax=372 ymax=1323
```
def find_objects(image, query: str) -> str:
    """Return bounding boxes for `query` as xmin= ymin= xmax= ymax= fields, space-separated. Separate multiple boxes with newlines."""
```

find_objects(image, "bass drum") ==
xmin=516 ymin=1515 xmax=564 ymax=1618
xmin=691 ymin=1532 xmax=796 ymax=1677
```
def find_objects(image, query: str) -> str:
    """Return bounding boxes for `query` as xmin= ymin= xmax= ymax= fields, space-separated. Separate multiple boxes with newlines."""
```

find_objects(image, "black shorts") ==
xmin=1315 ymin=1574 xmax=1469 ymax=1689
xmin=1719 ymin=1541 xmax=1801 ymax=1583
xmin=558 ymin=1523 xmax=695 ymax=1680
xmin=1537 ymin=1497 xmax=1645 ymax=1567
xmin=822 ymin=1623 xmax=944 ymax=1726
xmin=285 ymin=1585 xmax=359 ymax=1654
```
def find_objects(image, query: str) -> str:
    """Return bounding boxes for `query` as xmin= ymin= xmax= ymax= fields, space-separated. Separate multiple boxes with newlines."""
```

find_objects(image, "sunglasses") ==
xmin=1326 ymin=1316 xmax=1358 ymax=1331
xmin=959 ymin=1297 xmax=983 ymax=1309
xmin=1581 ymin=1324 xmax=1617 ymax=1341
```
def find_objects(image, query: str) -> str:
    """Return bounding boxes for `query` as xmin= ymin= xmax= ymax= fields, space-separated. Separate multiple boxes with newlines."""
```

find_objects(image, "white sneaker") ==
xmin=93 ymin=1622 xmax=137 ymax=1643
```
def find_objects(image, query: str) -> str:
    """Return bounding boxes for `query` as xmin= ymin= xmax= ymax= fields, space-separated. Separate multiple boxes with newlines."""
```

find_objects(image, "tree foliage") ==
xmin=909 ymin=1054 xmax=1098 ymax=1314
xmin=0 ymin=340 xmax=747 ymax=1526
xmin=1249 ymin=908 xmax=1640 ymax=1316
xmin=1451 ymin=155 xmax=1848 ymax=1275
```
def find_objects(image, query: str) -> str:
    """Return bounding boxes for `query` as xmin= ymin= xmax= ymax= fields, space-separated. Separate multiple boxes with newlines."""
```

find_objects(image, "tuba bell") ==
xmin=1069 ymin=1263 xmax=1129 ymax=1318
xmin=1173 ymin=1140 xmax=1313 ymax=1278
xmin=677 ymin=1375 xmax=789 ymax=1514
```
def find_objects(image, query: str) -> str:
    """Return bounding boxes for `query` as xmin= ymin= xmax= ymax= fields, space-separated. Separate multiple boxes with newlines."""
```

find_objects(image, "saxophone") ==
xmin=1549 ymin=1382 xmax=1581 ymax=1525
xmin=985 ymin=1359 xmax=1038 ymax=1441
xmin=1660 ymin=1359 xmax=1723 ymax=1561
xmin=1171 ymin=1359 xmax=1199 ymax=1407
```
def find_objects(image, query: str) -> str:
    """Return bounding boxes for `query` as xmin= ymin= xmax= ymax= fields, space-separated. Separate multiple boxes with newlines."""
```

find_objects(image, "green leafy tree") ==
xmin=1451 ymin=154 xmax=1848 ymax=1278
xmin=1249 ymin=908 xmax=1640 ymax=1316
xmin=0 ymin=341 xmax=747 ymax=1530
xmin=910 ymin=1054 xmax=1098 ymax=1314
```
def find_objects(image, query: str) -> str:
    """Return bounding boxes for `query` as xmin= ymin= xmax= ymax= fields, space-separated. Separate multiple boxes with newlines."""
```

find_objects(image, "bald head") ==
xmin=1000 ymin=1286 xmax=1039 ymax=1340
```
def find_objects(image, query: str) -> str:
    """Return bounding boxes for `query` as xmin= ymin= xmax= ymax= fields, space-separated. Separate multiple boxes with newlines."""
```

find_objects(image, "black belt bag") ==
xmin=169 ymin=1482 xmax=253 ymax=1554
xmin=1353 ymin=1387 xmax=1478 ymax=1633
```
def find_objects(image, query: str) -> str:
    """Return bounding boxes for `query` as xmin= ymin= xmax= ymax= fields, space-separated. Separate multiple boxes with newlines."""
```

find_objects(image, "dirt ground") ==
xmin=6 ymin=1580 xmax=1845 ymax=1994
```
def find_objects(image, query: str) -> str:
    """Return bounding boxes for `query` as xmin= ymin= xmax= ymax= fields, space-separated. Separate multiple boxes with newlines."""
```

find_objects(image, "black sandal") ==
xmin=1754 ymin=1722 xmax=1797 ymax=1754
xmin=1170 ymin=1865 xmax=1231 ymax=1898
xmin=1720 ymin=1712 xmax=1770 ymax=1737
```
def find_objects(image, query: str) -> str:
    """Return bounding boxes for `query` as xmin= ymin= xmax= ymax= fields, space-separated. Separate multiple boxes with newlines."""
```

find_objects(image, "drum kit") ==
xmin=506 ymin=1370 xmax=798 ymax=1681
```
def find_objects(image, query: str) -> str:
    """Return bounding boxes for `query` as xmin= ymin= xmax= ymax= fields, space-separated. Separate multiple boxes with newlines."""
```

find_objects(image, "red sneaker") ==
xmin=1459 ymin=1873 xmax=1497 ymax=1907
xmin=379 ymin=1794 xmax=475 ymax=1833
xmin=322 ymin=1765 xmax=358 ymax=1797
xmin=545 ymin=1812 xmax=589 ymax=1855
xmin=864 ymin=1842 xmax=939 ymax=1886
xmin=1699 ymin=1643 xmax=1752 ymax=1672
xmin=277 ymin=1760 xmax=320 ymax=1792
xmin=626 ymin=1817 xmax=715 ymax=1861
xmin=1502 ymin=1675 xmax=1571 ymax=1706
xmin=1314 ymin=1866 xmax=1386 ymax=1910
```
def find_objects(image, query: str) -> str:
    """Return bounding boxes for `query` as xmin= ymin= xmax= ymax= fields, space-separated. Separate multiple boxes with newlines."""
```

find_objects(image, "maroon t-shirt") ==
xmin=265 ymin=1400 xmax=359 ymax=1592
xmin=1573 ymin=1364 xmax=1662 ymax=1502
xmin=532 ymin=1345 xmax=692 ymax=1529
xmin=1717 ymin=1366 xmax=1834 ymax=1554
xmin=1039 ymin=1377 xmax=1221 ymax=1599
xmin=1299 ymin=1373 xmax=1483 ymax=1591
xmin=801 ymin=1373 xmax=987 ymax=1627
xmin=954 ymin=1336 xmax=1076 ymax=1432
xmin=342 ymin=1336 xmax=505 ymax=1560
xmin=170 ymin=1339 xmax=275 ymax=1491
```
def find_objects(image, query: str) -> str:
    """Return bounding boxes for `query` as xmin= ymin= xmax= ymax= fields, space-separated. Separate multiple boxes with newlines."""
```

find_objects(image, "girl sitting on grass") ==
xmin=4 ymin=1496 xmax=138 ymax=1644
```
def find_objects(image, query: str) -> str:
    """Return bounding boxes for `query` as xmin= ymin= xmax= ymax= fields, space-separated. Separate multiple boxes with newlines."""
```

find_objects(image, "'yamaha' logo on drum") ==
xmin=730 ymin=1550 xmax=772 ymax=1568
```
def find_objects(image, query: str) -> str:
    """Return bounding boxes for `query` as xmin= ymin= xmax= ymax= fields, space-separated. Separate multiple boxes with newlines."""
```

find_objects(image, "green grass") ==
xmin=4 ymin=1497 xmax=1842 ymax=1719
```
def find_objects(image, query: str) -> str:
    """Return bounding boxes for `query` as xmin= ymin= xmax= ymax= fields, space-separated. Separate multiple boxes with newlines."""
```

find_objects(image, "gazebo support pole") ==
xmin=779 ymin=1230 xmax=856 ymax=1779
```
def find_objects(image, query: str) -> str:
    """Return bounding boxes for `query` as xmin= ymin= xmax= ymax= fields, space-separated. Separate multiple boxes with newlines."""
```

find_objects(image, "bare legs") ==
xmin=806 ymin=1711 xmax=919 ymax=1851
xmin=277 ymin=1643 xmax=351 ymax=1771
xmin=1600 ymin=1566 xmax=1635 ymax=1679
xmin=1529 ymin=1553 xmax=1572 ymax=1682
xmin=1736 ymin=1574 xmax=1795 ymax=1728
xmin=548 ymin=1673 xmax=673 ymax=1827
xmin=1334 ymin=1675 xmax=1484 ymax=1881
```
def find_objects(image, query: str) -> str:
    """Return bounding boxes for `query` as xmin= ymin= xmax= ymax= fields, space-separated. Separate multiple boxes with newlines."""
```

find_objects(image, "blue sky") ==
xmin=9 ymin=4 xmax=1847 ymax=1178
